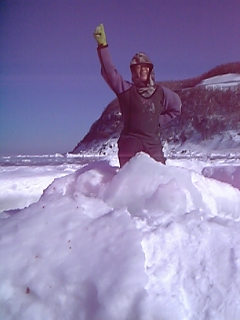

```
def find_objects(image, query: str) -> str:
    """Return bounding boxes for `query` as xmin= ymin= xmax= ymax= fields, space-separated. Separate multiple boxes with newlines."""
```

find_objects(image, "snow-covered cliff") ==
xmin=71 ymin=62 xmax=240 ymax=159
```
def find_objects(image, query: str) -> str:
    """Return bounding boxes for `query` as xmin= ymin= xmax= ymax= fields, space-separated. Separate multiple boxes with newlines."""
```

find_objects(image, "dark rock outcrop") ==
xmin=71 ymin=62 xmax=240 ymax=155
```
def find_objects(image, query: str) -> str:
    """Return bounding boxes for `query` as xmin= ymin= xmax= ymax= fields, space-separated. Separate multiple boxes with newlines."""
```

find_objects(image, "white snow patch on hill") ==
xmin=198 ymin=73 xmax=240 ymax=89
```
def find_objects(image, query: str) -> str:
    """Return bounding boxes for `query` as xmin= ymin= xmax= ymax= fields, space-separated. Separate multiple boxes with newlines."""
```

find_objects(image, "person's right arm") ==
xmin=97 ymin=46 xmax=131 ymax=95
xmin=94 ymin=24 xmax=131 ymax=95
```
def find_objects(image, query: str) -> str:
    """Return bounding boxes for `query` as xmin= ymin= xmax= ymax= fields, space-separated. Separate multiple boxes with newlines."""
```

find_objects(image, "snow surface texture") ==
xmin=1 ymin=153 xmax=240 ymax=320
xmin=0 ymin=164 xmax=80 ymax=213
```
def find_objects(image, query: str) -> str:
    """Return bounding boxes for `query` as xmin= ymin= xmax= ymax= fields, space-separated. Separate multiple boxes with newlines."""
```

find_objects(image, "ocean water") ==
xmin=0 ymin=154 xmax=103 ymax=167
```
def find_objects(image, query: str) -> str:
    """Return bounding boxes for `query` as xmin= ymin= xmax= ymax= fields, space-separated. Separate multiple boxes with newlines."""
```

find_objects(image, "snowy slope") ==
xmin=1 ymin=153 xmax=240 ymax=319
xmin=71 ymin=73 xmax=240 ymax=158
xmin=198 ymin=73 xmax=240 ymax=89
xmin=1 ymin=69 xmax=240 ymax=319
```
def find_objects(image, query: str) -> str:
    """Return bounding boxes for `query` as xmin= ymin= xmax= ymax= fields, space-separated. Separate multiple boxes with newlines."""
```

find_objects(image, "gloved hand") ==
xmin=93 ymin=23 xmax=107 ymax=46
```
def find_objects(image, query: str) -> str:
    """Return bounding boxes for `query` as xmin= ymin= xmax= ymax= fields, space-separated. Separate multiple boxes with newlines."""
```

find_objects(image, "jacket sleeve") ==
xmin=97 ymin=46 xmax=131 ymax=95
xmin=159 ymin=86 xmax=182 ymax=126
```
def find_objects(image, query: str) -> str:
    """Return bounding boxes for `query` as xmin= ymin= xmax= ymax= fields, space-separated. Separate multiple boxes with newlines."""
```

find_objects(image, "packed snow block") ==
xmin=0 ymin=159 xmax=147 ymax=320
xmin=202 ymin=165 xmax=240 ymax=190
xmin=2 ymin=154 xmax=240 ymax=319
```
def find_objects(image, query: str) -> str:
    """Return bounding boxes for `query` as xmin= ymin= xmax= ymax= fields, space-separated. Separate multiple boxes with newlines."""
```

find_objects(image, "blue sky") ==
xmin=1 ymin=0 xmax=240 ymax=155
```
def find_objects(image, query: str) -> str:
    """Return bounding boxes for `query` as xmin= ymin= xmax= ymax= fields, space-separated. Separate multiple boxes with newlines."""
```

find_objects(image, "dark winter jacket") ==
xmin=98 ymin=46 xmax=181 ymax=131
xmin=98 ymin=46 xmax=181 ymax=167
xmin=118 ymin=85 xmax=164 ymax=144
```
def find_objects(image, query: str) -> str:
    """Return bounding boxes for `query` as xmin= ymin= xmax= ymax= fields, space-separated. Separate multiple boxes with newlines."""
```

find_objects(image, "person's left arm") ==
xmin=159 ymin=87 xmax=182 ymax=126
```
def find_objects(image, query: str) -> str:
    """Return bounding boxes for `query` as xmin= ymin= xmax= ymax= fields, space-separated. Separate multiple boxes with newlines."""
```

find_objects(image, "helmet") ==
xmin=130 ymin=52 xmax=155 ymax=88
xmin=130 ymin=52 xmax=153 ymax=71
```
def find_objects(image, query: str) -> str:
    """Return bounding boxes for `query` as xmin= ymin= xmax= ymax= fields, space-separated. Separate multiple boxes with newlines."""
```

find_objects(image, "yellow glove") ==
xmin=93 ymin=23 xmax=107 ymax=46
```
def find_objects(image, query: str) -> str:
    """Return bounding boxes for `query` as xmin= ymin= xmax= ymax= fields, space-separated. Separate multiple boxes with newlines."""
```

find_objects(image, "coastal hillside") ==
xmin=71 ymin=62 xmax=240 ymax=157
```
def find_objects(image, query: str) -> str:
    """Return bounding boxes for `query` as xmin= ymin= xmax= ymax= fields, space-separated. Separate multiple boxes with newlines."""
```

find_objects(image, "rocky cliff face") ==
xmin=71 ymin=62 xmax=240 ymax=157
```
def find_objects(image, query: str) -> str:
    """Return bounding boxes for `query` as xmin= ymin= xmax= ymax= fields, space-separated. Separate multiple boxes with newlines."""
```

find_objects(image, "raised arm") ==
xmin=159 ymin=86 xmax=182 ymax=126
xmin=94 ymin=24 xmax=131 ymax=95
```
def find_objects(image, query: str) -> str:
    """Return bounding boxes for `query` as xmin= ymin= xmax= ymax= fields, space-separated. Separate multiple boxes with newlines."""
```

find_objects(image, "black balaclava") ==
xmin=130 ymin=52 xmax=156 ymax=98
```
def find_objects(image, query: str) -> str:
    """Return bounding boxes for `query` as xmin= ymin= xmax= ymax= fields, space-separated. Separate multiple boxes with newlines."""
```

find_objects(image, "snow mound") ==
xmin=1 ymin=153 xmax=240 ymax=319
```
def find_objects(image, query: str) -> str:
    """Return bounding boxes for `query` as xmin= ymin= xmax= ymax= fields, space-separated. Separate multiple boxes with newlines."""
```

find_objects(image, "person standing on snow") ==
xmin=94 ymin=23 xmax=181 ymax=167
